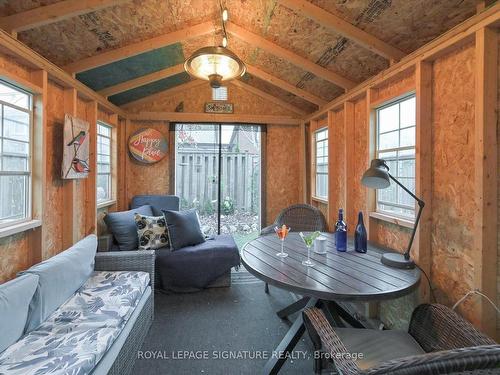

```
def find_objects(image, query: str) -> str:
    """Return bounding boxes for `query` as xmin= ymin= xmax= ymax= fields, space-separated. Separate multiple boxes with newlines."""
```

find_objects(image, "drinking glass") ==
xmin=274 ymin=225 xmax=290 ymax=258
xmin=299 ymin=231 xmax=321 ymax=267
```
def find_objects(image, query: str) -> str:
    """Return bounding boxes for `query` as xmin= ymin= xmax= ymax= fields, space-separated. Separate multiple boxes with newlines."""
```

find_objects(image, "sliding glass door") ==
xmin=174 ymin=123 xmax=262 ymax=246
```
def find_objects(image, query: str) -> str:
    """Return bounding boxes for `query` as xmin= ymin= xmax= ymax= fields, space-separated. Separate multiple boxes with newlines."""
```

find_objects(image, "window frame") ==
xmin=96 ymin=122 xmax=113 ymax=205
xmin=0 ymin=80 xmax=33 ymax=230
xmin=374 ymin=93 xmax=416 ymax=220
xmin=313 ymin=127 xmax=328 ymax=201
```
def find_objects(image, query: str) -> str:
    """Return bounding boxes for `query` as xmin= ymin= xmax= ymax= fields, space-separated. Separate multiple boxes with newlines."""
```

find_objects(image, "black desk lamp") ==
xmin=361 ymin=159 xmax=424 ymax=269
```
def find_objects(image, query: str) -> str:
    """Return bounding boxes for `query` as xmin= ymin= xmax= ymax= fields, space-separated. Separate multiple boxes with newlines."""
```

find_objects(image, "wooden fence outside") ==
xmin=176 ymin=149 xmax=260 ymax=213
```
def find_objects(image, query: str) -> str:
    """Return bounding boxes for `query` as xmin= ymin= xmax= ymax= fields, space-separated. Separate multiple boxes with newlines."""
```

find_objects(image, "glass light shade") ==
xmin=184 ymin=46 xmax=246 ymax=88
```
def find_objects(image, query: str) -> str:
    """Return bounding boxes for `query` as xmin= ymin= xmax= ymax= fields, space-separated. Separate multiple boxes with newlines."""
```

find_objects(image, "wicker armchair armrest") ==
xmin=361 ymin=345 xmax=500 ymax=375
xmin=94 ymin=250 xmax=156 ymax=291
xmin=260 ymin=224 xmax=275 ymax=236
xmin=408 ymin=304 xmax=495 ymax=352
xmin=303 ymin=307 xmax=360 ymax=375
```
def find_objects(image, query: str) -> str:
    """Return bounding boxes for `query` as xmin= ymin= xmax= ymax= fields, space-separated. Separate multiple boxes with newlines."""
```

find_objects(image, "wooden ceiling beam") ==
xmin=99 ymin=64 xmax=185 ymax=97
xmin=246 ymin=65 xmax=327 ymax=107
xmin=0 ymin=0 xmax=131 ymax=34
xmin=231 ymin=79 xmax=307 ymax=116
xmin=278 ymin=0 xmax=406 ymax=61
xmin=226 ymin=22 xmax=356 ymax=90
xmin=122 ymin=79 xmax=206 ymax=108
xmin=64 ymin=21 xmax=214 ymax=74
xmin=129 ymin=112 xmax=301 ymax=125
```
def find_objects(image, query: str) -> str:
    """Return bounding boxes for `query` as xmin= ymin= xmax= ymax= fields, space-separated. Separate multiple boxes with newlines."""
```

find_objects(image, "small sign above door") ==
xmin=128 ymin=128 xmax=168 ymax=164
xmin=205 ymin=102 xmax=234 ymax=114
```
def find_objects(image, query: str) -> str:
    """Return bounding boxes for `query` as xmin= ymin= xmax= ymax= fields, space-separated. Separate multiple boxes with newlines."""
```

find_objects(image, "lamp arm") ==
xmin=387 ymin=173 xmax=425 ymax=260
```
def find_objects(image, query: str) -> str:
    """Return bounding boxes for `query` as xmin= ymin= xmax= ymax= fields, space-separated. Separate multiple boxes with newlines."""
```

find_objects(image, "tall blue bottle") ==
xmin=354 ymin=211 xmax=367 ymax=253
xmin=335 ymin=208 xmax=347 ymax=252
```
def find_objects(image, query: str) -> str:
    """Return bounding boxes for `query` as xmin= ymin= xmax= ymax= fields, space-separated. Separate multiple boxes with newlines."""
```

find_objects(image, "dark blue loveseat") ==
xmin=103 ymin=195 xmax=240 ymax=292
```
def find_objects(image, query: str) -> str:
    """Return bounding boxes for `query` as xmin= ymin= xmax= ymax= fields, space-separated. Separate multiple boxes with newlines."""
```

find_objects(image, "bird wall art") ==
xmin=62 ymin=114 xmax=90 ymax=179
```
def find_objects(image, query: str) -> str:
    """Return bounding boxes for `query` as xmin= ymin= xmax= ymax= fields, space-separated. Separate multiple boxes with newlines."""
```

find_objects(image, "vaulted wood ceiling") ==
xmin=0 ymin=0 xmax=477 ymax=113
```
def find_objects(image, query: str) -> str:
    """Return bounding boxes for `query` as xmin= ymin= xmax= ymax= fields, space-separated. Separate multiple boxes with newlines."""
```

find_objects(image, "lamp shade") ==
xmin=361 ymin=159 xmax=391 ymax=189
xmin=184 ymin=46 xmax=246 ymax=88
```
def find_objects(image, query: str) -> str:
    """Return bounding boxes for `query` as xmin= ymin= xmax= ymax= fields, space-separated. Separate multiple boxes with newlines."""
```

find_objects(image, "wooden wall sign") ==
xmin=62 ymin=114 xmax=90 ymax=179
xmin=128 ymin=128 xmax=168 ymax=164
xmin=205 ymin=102 xmax=234 ymax=113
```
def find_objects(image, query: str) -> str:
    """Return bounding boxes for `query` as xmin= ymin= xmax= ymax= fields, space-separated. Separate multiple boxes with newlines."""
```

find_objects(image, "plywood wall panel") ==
xmin=124 ymin=82 xmax=295 ymax=117
xmin=431 ymin=43 xmax=476 ymax=324
xmin=0 ymin=233 xmax=30 ymax=283
xmin=373 ymin=70 xmax=415 ymax=103
xmin=126 ymin=121 xmax=170 ymax=205
xmin=266 ymin=125 xmax=300 ymax=225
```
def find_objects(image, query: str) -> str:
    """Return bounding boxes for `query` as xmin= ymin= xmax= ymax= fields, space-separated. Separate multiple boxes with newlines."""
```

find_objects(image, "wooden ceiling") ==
xmin=0 ymin=0 xmax=478 ymax=112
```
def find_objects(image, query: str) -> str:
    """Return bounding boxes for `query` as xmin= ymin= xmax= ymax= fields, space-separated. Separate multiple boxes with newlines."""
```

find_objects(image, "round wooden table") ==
xmin=241 ymin=232 xmax=421 ymax=374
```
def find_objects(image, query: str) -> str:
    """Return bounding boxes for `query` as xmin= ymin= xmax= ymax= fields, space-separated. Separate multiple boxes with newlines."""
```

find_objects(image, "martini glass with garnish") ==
xmin=299 ymin=231 xmax=321 ymax=267
xmin=274 ymin=224 xmax=291 ymax=258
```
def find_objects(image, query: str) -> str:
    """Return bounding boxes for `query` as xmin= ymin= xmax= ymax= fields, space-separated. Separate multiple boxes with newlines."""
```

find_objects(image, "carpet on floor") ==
xmin=132 ymin=269 xmax=319 ymax=375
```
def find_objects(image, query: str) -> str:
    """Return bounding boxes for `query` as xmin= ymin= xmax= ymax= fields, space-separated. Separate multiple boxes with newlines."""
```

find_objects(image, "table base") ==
xmin=263 ymin=296 xmax=366 ymax=375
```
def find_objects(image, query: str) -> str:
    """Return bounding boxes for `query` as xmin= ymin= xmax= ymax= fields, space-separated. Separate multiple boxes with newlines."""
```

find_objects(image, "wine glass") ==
xmin=274 ymin=225 xmax=290 ymax=258
xmin=299 ymin=231 xmax=321 ymax=267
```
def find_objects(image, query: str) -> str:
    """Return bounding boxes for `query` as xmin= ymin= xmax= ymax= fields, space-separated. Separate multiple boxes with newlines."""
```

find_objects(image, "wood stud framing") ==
xmin=0 ymin=0 xmax=131 ymax=34
xmin=226 ymin=22 xmax=357 ymax=90
xmin=63 ymin=21 xmax=214 ymax=74
xmin=278 ymin=0 xmax=406 ymax=61
xmin=473 ymin=26 xmax=498 ymax=338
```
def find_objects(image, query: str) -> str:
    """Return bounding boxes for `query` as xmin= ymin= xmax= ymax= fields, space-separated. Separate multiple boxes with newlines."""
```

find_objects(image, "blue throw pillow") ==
xmin=19 ymin=235 xmax=97 ymax=333
xmin=0 ymin=274 xmax=39 ymax=352
xmin=104 ymin=205 xmax=153 ymax=251
xmin=162 ymin=209 xmax=205 ymax=250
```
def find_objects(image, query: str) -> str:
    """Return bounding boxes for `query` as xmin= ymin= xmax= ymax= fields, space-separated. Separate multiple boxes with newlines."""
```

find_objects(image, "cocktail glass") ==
xmin=299 ymin=231 xmax=321 ymax=267
xmin=274 ymin=225 xmax=291 ymax=258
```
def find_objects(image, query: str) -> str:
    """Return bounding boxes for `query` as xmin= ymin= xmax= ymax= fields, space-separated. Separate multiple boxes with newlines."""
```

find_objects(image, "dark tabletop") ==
xmin=241 ymin=232 xmax=421 ymax=301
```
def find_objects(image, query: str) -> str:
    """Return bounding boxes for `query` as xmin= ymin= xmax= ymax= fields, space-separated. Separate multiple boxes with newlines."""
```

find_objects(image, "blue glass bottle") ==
xmin=335 ymin=208 xmax=347 ymax=252
xmin=354 ymin=211 xmax=367 ymax=253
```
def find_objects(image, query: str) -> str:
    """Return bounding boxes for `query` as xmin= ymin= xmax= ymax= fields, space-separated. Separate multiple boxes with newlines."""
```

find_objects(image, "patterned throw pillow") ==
xmin=134 ymin=214 xmax=170 ymax=250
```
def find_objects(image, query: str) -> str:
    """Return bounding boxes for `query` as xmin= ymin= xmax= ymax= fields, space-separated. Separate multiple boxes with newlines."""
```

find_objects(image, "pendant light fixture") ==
xmin=184 ymin=4 xmax=246 ymax=88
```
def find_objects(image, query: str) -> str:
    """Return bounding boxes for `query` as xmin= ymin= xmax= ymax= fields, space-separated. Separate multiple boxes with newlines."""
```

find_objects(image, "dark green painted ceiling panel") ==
xmin=109 ymin=71 xmax=191 ymax=106
xmin=76 ymin=43 xmax=185 ymax=91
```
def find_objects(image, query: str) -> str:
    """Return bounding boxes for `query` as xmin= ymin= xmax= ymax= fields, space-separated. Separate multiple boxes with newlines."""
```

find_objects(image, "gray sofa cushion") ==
xmin=0 ymin=274 xmax=39 ymax=353
xmin=19 ymin=235 xmax=97 ymax=332
xmin=162 ymin=209 xmax=205 ymax=250
xmin=104 ymin=205 xmax=153 ymax=251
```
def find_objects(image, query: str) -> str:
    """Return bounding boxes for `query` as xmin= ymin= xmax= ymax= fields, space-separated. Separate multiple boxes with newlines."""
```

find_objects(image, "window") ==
xmin=212 ymin=86 xmax=228 ymax=101
xmin=0 ymin=81 xmax=32 ymax=228
xmin=97 ymin=123 xmax=112 ymax=203
xmin=314 ymin=128 xmax=328 ymax=200
xmin=376 ymin=94 xmax=416 ymax=218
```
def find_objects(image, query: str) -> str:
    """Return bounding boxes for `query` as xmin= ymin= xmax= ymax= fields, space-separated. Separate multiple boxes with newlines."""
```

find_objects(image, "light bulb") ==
xmin=222 ymin=8 xmax=228 ymax=22
xmin=222 ymin=36 xmax=228 ymax=47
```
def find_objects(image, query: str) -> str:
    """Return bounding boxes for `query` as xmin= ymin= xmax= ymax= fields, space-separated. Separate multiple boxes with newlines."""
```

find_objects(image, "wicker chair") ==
xmin=303 ymin=303 xmax=500 ymax=375
xmin=261 ymin=204 xmax=327 ymax=293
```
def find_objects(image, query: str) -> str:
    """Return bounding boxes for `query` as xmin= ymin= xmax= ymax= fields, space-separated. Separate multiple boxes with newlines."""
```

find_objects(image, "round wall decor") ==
xmin=128 ymin=128 xmax=168 ymax=164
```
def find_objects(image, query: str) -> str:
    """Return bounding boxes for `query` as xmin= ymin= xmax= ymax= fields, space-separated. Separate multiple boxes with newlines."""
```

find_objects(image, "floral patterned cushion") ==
xmin=0 ymin=271 xmax=149 ymax=375
xmin=134 ymin=213 xmax=170 ymax=250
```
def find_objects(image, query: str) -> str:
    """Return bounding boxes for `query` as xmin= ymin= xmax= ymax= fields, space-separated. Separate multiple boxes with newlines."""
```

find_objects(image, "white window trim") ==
xmin=96 ymin=122 xmax=113 ymax=204
xmin=0 ymin=81 xmax=33 ymax=231
xmin=312 ymin=127 xmax=328 ymax=201
xmin=374 ymin=93 xmax=416 ymax=221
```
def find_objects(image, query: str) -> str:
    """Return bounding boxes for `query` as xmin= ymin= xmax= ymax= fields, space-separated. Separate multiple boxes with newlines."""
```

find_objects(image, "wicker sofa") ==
xmin=0 ymin=235 xmax=154 ymax=375
xmin=303 ymin=303 xmax=500 ymax=374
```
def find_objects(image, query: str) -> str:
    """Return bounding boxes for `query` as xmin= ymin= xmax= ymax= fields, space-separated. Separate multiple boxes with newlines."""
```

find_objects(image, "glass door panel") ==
xmin=174 ymin=123 xmax=262 ymax=246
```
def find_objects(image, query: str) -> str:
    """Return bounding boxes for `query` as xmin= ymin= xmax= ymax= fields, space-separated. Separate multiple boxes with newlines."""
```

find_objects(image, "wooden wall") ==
xmin=0 ymin=51 xmax=125 ymax=283
xmin=309 ymin=37 xmax=499 ymax=338
xmin=123 ymin=84 xmax=302 ymax=227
